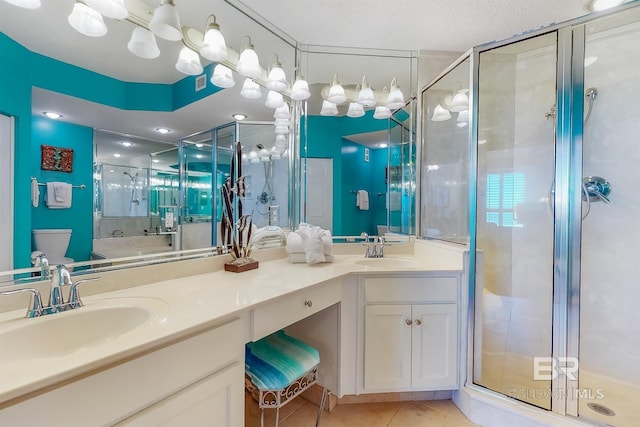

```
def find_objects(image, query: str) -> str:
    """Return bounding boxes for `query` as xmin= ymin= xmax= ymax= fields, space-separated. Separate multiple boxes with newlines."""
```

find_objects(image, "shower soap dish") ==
xmin=224 ymin=257 xmax=259 ymax=273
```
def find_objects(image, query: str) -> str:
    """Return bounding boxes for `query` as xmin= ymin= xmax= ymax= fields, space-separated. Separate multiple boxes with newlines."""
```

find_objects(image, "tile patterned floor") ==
xmin=245 ymin=393 xmax=479 ymax=426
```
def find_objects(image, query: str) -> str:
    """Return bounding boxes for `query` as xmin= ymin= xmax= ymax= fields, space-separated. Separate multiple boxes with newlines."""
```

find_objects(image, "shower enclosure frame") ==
xmin=454 ymin=1 xmax=640 ymax=422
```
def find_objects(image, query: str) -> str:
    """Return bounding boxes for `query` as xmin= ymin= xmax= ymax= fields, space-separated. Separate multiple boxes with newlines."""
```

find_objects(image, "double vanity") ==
xmin=0 ymin=240 xmax=466 ymax=426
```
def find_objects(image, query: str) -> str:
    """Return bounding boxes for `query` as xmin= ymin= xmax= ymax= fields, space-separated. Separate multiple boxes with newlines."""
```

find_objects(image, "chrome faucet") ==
xmin=32 ymin=253 xmax=51 ymax=280
xmin=50 ymin=264 xmax=72 ymax=308
xmin=361 ymin=233 xmax=387 ymax=258
xmin=0 ymin=265 xmax=100 ymax=318
xmin=0 ymin=288 xmax=46 ymax=317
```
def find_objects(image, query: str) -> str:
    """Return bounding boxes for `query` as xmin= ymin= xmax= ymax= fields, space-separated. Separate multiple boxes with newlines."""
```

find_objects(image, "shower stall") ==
xmin=421 ymin=4 xmax=640 ymax=426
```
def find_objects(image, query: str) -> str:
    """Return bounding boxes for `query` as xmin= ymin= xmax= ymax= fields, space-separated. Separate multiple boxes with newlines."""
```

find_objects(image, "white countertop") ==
xmin=0 ymin=241 xmax=465 ymax=406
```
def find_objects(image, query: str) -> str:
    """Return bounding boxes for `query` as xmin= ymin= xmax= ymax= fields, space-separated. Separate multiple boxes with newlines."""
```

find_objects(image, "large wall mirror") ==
xmin=299 ymin=45 xmax=418 ymax=237
xmin=0 ymin=1 xmax=419 ymax=284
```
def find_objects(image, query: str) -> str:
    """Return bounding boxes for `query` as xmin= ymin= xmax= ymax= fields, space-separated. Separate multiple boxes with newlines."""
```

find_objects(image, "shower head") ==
xmin=123 ymin=171 xmax=138 ymax=181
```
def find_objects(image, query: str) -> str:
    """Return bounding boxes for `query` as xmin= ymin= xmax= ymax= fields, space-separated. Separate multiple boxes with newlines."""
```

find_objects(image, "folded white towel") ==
xmin=46 ymin=182 xmax=72 ymax=209
xmin=356 ymin=189 xmax=369 ymax=210
xmin=31 ymin=177 xmax=40 ymax=208
xmin=286 ymin=223 xmax=334 ymax=264
xmin=286 ymin=231 xmax=304 ymax=253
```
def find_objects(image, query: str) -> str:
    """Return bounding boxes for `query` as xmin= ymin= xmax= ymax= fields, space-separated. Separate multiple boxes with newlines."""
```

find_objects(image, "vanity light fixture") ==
xmin=386 ymin=77 xmax=405 ymax=110
xmin=149 ymin=0 xmax=182 ymax=42
xmin=236 ymin=36 xmax=262 ymax=79
xmin=357 ymin=76 xmax=376 ymax=107
xmin=156 ymin=127 xmax=171 ymax=134
xmin=127 ymin=27 xmax=160 ymax=59
xmin=68 ymin=2 xmax=108 ymax=37
xmin=373 ymin=105 xmax=392 ymax=120
xmin=200 ymin=15 xmax=227 ymax=62
xmin=43 ymin=112 xmax=62 ymax=119
xmin=265 ymin=90 xmax=285 ymax=109
xmin=211 ymin=64 xmax=235 ymax=88
xmin=320 ymin=100 xmax=339 ymax=116
xmin=3 ymin=0 xmax=41 ymax=8
xmin=266 ymin=54 xmax=288 ymax=92
xmin=274 ymin=104 xmax=290 ymax=120
xmin=290 ymin=68 xmax=311 ymax=101
xmin=449 ymin=90 xmax=469 ymax=112
xmin=175 ymin=46 xmax=203 ymax=75
xmin=431 ymin=104 xmax=452 ymax=122
xmin=240 ymin=78 xmax=262 ymax=99
xmin=346 ymin=102 xmax=365 ymax=118
xmin=327 ymin=73 xmax=347 ymax=105
xmin=232 ymin=113 xmax=247 ymax=121
xmin=84 ymin=0 xmax=128 ymax=20
xmin=457 ymin=109 xmax=470 ymax=122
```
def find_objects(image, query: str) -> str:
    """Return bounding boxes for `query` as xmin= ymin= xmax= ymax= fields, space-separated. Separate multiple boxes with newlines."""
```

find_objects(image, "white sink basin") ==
xmin=354 ymin=257 xmax=420 ymax=269
xmin=0 ymin=297 xmax=167 ymax=364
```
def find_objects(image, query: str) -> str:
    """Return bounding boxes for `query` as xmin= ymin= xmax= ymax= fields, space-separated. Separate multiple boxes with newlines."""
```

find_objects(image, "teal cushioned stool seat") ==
xmin=245 ymin=330 xmax=327 ymax=426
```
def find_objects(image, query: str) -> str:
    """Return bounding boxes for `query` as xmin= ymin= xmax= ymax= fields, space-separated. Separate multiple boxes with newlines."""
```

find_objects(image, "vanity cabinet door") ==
xmin=364 ymin=304 xmax=412 ymax=390
xmin=117 ymin=362 xmax=244 ymax=427
xmin=411 ymin=303 xmax=458 ymax=389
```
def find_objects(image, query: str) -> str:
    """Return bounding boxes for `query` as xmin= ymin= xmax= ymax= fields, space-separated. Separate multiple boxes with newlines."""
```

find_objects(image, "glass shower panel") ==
xmin=238 ymin=122 xmax=290 ymax=229
xmin=420 ymin=58 xmax=470 ymax=244
xmin=578 ymin=8 xmax=640 ymax=425
xmin=389 ymin=103 xmax=415 ymax=235
xmin=473 ymin=32 xmax=557 ymax=410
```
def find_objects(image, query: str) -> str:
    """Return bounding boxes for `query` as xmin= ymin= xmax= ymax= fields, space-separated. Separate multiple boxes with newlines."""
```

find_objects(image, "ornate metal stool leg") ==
xmin=315 ymin=386 xmax=327 ymax=426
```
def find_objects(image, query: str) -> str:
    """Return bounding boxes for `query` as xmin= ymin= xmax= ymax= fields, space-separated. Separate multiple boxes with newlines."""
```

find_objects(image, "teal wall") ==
xmin=31 ymin=117 xmax=93 ymax=262
xmin=306 ymin=112 xmax=388 ymax=235
xmin=0 ymin=32 xmax=222 ymax=268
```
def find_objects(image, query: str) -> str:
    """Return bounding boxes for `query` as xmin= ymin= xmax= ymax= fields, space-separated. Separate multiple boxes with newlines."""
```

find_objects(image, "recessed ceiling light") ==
xmin=113 ymin=153 xmax=121 ymax=158
xmin=152 ymin=159 xmax=160 ymax=163
xmin=195 ymin=154 xmax=204 ymax=159
xmin=232 ymin=113 xmax=247 ymax=121
xmin=121 ymin=141 xmax=133 ymax=147
xmin=156 ymin=127 xmax=171 ymax=134
xmin=43 ymin=112 xmax=62 ymax=119
xmin=195 ymin=143 xmax=204 ymax=148
xmin=378 ymin=143 xmax=388 ymax=148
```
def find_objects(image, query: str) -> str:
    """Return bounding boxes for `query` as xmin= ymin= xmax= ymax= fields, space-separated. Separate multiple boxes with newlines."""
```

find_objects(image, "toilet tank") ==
xmin=32 ymin=228 xmax=72 ymax=258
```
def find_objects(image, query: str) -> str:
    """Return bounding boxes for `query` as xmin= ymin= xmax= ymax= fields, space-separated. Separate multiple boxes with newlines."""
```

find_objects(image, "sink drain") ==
xmin=587 ymin=403 xmax=615 ymax=417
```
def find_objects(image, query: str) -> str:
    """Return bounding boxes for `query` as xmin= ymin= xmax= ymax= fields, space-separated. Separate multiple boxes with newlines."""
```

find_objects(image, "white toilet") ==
xmin=32 ymin=229 xmax=74 ymax=265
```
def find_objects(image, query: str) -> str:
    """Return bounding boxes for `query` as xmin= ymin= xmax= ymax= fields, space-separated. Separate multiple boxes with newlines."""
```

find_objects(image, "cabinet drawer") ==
xmin=251 ymin=279 xmax=341 ymax=341
xmin=365 ymin=276 xmax=458 ymax=303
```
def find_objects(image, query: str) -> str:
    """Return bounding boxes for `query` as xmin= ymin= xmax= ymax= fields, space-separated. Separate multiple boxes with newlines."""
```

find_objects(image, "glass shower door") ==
xmin=473 ymin=32 xmax=558 ymax=409
xmin=576 ymin=8 xmax=640 ymax=425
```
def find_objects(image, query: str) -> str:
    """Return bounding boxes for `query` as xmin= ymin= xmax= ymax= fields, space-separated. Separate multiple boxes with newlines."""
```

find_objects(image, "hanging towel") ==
xmin=31 ymin=177 xmax=40 ymax=208
xmin=46 ymin=182 xmax=72 ymax=209
xmin=356 ymin=189 xmax=369 ymax=210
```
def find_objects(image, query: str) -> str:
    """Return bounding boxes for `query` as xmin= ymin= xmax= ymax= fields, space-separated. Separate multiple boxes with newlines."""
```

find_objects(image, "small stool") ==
xmin=245 ymin=330 xmax=328 ymax=427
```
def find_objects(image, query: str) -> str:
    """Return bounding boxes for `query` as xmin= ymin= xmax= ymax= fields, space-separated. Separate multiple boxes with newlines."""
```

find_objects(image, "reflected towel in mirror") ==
xmin=46 ymin=182 xmax=72 ymax=209
xmin=356 ymin=189 xmax=369 ymax=210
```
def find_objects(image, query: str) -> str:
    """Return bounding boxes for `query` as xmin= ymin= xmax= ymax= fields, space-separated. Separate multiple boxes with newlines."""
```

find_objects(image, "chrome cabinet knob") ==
xmin=405 ymin=319 xmax=413 ymax=326
xmin=304 ymin=300 xmax=313 ymax=308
